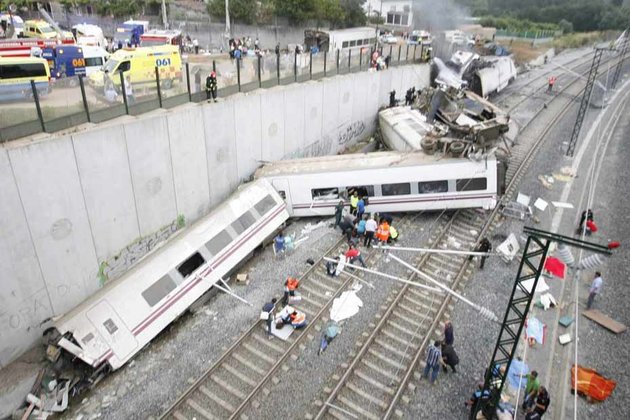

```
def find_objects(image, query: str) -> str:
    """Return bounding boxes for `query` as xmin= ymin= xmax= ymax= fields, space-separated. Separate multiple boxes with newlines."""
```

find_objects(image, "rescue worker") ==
xmin=289 ymin=310 xmax=307 ymax=329
xmin=547 ymin=76 xmax=556 ymax=93
xmin=274 ymin=231 xmax=285 ymax=257
xmin=376 ymin=219 xmax=390 ymax=248
xmin=469 ymin=237 xmax=492 ymax=269
xmin=345 ymin=244 xmax=367 ymax=268
xmin=465 ymin=383 xmax=490 ymax=420
xmin=282 ymin=276 xmax=300 ymax=306
xmin=261 ymin=298 xmax=277 ymax=339
xmin=350 ymin=191 xmax=359 ymax=216
xmin=388 ymin=225 xmax=399 ymax=243
xmin=206 ymin=71 xmax=218 ymax=102
xmin=334 ymin=200 xmax=344 ymax=228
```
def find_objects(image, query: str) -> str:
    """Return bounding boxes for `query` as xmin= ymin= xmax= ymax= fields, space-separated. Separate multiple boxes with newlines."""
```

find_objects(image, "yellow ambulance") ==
xmin=88 ymin=44 xmax=182 ymax=90
xmin=23 ymin=20 xmax=73 ymax=40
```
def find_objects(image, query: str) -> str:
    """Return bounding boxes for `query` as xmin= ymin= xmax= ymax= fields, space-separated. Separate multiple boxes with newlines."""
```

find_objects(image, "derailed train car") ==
xmin=255 ymin=151 xmax=505 ymax=218
xmin=46 ymin=179 xmax=288 ymax=377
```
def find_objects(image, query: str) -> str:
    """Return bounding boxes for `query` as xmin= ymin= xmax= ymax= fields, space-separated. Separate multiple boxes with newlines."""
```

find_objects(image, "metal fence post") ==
xmin=78 ymin=75 xmax=90 ymax=123
xmin=186 ymin=62 xmax=191 ymax=102
xmin=119 ymin=70 xmax=129 ymax=115
xmin=414 ymin=44 xmax=417 ymax=61
xmin=237 ymin=58 xmax=241 ymax=92
xmin=324 ymin=50 xmax=327 ymax=76
xmin=379 ymin=46 xmax=383 ymax=56
xmin=309 ymin=50 xmax=313 ymax=80
xmin=359 ymin=49 xmax=363 ymax=69
xmin=348 ymin=49 xmax=351 ymax=70
xmin=294 ymin=52 xmax=297 ymax=82
xmin=276 ymin=52 xmax=280 ymax=84
xmin=405 ymin=44 xmax=409 ymax=62
xmin=420 ymin=44 xmax=424 ymax=61
xmin=397 ymin=44 xmax=401 ymax=63
xmin=155 ymin=66 xmax=163 ymax=108
xmin=213 ymin=60 xmax=216 ymax=73
xmin=258 ymin=54 xmax=262 ymax=88
xmin=30 ymin=80 xmax=45 ymax=132
xmin=336 ymin=49 xmax=340 ymax=74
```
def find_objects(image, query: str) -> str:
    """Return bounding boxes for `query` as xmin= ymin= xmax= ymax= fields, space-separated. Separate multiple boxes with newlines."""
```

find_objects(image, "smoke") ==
xmin=411 ymin=0 xmax=472 ymax=32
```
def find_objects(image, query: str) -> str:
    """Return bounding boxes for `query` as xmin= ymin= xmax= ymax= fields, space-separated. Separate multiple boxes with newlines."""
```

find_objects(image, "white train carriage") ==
xmin=255 ymin=151 xmax=503 ymax=218
xmin=473 ymin=56 xmax=517 ymax=97
xmin=49 ymin=179 xmax=288 ymax=372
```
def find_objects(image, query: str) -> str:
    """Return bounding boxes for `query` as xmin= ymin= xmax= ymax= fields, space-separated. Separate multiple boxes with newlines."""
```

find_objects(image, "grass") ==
xmin=551 ymin=31 xmax=614 ymax=52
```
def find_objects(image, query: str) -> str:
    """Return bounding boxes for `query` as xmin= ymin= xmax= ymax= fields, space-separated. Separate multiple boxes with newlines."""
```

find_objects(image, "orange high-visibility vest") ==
xmin=291 ymin=312 xmax=306 ymax=325
xmin=286 ymin=277 xmax=299 ymax=291
xmin=377 ymin=222 xmax=390 ymax=241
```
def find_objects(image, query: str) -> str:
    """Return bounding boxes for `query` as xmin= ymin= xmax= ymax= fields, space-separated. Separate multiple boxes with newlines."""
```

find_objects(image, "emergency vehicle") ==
xmin=140 ymin=29 xmax=182 ymax=47
xmin=0 ymin=38 xmax=75 ymax=58
xmin=89 ymin=44 xmax=182 ymax=90
xmin=23 ymin=19 xmax=73 ymax=40
xmin=0 ymin=56 xmax=51 ymax=101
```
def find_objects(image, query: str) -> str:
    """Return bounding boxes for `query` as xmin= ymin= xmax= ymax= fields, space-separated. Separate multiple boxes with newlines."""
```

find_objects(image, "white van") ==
xmin=82 ymin=45 xmax=109 ymax=76
xmin=73 ymin=23 xmax=106 ymax=48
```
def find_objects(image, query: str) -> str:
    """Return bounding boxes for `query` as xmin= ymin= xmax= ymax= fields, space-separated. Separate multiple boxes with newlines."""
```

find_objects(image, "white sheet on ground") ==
xmin=330 ymin=284 xmax=363 ymax=322
xmin=520 ymin=277 xmax=550 ymax=294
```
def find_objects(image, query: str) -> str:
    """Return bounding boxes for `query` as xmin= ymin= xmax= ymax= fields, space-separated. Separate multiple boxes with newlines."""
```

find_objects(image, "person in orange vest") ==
xmin=376 ymin=219 xmax=390 ymax=249
xmin=282 ymin=276 xmax=300 ymax=305
xmin=547 ymin=76 xmax=556 ymax=93
xmin=289 ymin=310 xmax=307 ymax=329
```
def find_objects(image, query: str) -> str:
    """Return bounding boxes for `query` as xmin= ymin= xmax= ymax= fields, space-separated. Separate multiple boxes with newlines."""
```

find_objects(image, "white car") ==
xmin=381 ymin=34 xmax=398 ymax=44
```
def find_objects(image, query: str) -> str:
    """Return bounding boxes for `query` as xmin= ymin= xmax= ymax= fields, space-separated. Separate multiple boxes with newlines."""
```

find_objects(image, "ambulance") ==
xmin=88 ymin=44 xmax=182 ymax=89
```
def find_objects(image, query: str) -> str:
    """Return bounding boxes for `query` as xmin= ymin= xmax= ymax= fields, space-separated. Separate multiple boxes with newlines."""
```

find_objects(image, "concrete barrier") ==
xmin=0 ymin=64 xmax=429 ymax=369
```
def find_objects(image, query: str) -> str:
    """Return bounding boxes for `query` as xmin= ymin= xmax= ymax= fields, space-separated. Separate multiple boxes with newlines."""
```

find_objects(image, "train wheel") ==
xmin=450 ymin=141 xmax=465 ymax=157
xmin=421 ymin=137 xmax=437 ymax=154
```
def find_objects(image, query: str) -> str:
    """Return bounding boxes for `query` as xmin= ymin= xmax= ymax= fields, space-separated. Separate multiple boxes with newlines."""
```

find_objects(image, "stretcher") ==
xmin=570 ymin=365 xmax=616 ymax=402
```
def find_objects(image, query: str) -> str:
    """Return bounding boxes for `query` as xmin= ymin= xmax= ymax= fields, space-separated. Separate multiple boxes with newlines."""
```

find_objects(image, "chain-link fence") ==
xmin=0 ymin=45 xmax=430 ymax=143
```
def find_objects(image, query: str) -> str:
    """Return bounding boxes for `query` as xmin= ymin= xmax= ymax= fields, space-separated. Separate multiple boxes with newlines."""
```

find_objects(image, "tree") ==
xmin=273 ymin=0 xmax=317 ymax=24
xmin=314 ymin=0 xmax=345 ymax=28
xmin=340 ymin=0 xmax=366 ymax=28
xmin=558 ymin=19 xmax=573 ymax=34
xmin=207 ymin=0 xmax=258 ymax=25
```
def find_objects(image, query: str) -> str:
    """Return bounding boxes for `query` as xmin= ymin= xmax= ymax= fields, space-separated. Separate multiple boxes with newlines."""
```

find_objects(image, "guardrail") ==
xmin=0 ymin=44 xmax=428 ymax=143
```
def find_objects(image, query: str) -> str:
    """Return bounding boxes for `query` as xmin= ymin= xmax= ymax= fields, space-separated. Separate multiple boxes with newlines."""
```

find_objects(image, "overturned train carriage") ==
xmin=48 ymin=179 xmax=289 ymax=373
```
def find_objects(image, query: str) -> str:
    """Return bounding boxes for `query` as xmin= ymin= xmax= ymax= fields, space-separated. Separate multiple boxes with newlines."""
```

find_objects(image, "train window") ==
xmin=82 ymin=332 xmax=94 ymax=345
xmin=381 ymin=183 xmax=411 ymax=196
xmin=103 ymin=319 xmax=118 ymax=335
xmin=456 ymin=178 xmax=487 ymax=192
xmin=142 ymin=274 xmax=177 ymax=307
xmin=418 ymin=180 xmax=449 ymax=194
xmin=231 ymin=211 xmax=256 ymax=235
xmin=177 ymin=252 xmax=206 ymax=278
xmin=277 ymin=191 xmax=286 ymax=200
xmin=206 ymin=230 xmax=232 ymax=256
xmin=254 ymin=194 xmax=277 ymax=215
xmin=342 ymin=41 xmax=349 ymax=48
xmin=345 ymin=185 xmax=374 ymax=198
xmin=312 ymin=187 xmax=339 ymax=200
xmin=349 ymin=40 xmax=356 ymax=47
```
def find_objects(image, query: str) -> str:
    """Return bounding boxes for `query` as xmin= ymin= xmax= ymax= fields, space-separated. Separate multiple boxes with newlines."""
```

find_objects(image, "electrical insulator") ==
xmin=577 ymin=253 xmax=605 ymax=270
xmin=556 ymin=244 xmax=575 ymax=267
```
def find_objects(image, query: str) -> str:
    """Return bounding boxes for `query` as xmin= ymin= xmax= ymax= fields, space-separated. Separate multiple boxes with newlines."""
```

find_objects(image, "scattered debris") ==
xmin=496 ymin=233 xmax=520 ymax=262
xmin=558 ymin=333 xmax=572 ymax=345
xmin=538 ymin=292 xmax=557 ymax=310
xmin=543 ymin=256 xmax=566 ymax=279
xmin=521 ymin=277 xmax=550 ymax=294
xmin=559 ymin=315 xmax=574 ymax=328
xmin=582 ymin=309 xmax=627 ymax=334
xmin=236 ymin=273 xmax=249 ymax=284
xmin=551 ymin=201 xmax=574 ymax=209
xmin=534 ymin=198 xmax=548 ymax=212
xmin=300 ymin=221 xmax=327 ymax=236
xmin=525 ymin=317 xmax=546 ymax=345
xmin=330 ymin=284 xmax=364 ymax=322
xmin=538 ymin=175 xmax=553 ymax=189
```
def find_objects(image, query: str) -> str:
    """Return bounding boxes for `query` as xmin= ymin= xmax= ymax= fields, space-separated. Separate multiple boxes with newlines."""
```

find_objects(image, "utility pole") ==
xmin=161 ymin=0 xmax=169 ymax=29
xmin=224 ymin=0 xmax=231 ymax=50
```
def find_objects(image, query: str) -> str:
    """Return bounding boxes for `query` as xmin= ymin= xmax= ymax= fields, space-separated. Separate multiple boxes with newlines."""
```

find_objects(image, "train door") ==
xmin=271 ymin=179 xmax=293 ymax=214
xmin=87 ymin=300 xmax=138 ymax=361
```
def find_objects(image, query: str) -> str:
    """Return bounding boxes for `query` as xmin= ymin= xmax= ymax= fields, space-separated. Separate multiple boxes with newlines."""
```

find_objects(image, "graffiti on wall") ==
xmin=338 ymin=120 xmax=366 ymax=145
xmin=282 ymin=119 xmax=369 ymax=160
xmin=97 ymin=215 xmax=185 ymax=286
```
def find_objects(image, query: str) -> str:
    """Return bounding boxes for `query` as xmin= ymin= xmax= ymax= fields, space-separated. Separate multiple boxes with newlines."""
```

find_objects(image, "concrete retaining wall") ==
xmin=0 ymin=64 xmax=429 ymax=369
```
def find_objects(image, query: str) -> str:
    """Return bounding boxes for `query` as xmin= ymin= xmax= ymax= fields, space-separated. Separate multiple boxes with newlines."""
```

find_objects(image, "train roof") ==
xmin=54 ymin=178 xmax=277 ymax=322
xmin=255 ymin=151 xmax=494 ymax=178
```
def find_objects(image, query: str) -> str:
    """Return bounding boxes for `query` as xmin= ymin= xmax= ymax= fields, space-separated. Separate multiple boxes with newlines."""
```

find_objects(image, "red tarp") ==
xmin=571 ymin=365 xmax=617 ymax=402
xmin=544 ymin=256 xmax=566 ymax=279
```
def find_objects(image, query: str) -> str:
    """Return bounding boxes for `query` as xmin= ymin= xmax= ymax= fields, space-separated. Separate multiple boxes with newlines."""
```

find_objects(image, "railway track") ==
xmin=160 ymin=215 xmax=422 ymax=420
xmin=308 ymin=50 xmax=627 ymax=420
